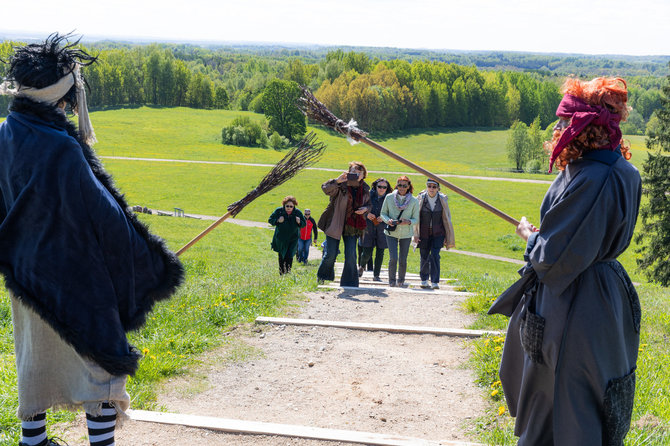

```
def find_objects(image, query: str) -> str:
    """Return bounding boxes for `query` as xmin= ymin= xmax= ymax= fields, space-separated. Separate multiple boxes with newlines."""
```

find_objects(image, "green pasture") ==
xmin=86 ymin=107 xmax=649 ymax=177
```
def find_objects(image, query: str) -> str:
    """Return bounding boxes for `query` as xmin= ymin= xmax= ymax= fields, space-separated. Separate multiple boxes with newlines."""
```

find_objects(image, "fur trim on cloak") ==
xmin=2 ymin=98 xmax=184 ymax=375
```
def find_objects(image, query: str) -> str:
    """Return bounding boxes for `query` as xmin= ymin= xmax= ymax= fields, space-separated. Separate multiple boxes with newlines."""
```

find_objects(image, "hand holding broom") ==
xmin=298 ymin=87 xmax=520 ymax=227
xmin=176 ymin=132 xmax=326 ymax=256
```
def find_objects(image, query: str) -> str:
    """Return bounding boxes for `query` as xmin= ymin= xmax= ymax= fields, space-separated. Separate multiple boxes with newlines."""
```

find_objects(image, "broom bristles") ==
xmin=227 ymin=131 xmax=326 ymax=216
xmin=298 ymin=86 xmax=368 ymax=142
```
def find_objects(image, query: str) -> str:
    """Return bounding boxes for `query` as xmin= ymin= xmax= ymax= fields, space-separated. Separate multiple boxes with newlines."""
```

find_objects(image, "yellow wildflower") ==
xmin=498 ymin=406 xmax=506 ymax=416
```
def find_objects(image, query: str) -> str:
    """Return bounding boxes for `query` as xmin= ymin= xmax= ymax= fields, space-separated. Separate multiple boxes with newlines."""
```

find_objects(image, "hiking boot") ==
xmin=421 ymin=280 xmax=430 ymax=288
xmin=431 ymin=283 xmax=440 ymax=289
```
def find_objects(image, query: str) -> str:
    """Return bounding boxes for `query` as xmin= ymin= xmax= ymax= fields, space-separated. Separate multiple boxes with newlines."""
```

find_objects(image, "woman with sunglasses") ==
xmin=358 ymin=178 xmax=391 ymax=282
xmin=413 ymin=179 xmax=455 ymax=289
xmin=268 ymin=196 xmax=306 ymax=274
xmin=317 ymin=161 xmax=370 ymax=286
xmin=381 ymin=176 xmax=419 ymax=287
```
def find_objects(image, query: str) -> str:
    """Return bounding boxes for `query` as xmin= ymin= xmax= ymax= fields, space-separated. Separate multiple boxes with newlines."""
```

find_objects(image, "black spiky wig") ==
xmin=6 ymin=32 xmax=96 ymax=111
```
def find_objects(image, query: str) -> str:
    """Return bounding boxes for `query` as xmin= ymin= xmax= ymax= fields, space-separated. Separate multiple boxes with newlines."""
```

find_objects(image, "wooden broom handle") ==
xmin=360 ymin=136 xmax=520 ymax=227
xmin=176 ymin=210 xmax=234 ymax=256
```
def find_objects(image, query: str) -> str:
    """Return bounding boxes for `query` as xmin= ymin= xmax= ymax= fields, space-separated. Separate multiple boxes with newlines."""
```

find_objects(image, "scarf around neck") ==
xmin=549 ymin=94 xmax=622 ymax=172
xmin=345 ymin=184 xmax=367 ymax=230
xmin=394 ymin=190 xmax=413 ymax=210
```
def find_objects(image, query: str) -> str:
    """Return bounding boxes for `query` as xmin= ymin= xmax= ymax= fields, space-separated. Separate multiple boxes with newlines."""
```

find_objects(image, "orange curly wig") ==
xmin=545 ymin=77 xmax=632 ymax=171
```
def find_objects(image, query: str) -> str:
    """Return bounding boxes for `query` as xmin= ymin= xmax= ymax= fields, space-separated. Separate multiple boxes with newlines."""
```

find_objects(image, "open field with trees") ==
xmin=1 ymin=35 xmax=669 ymax=443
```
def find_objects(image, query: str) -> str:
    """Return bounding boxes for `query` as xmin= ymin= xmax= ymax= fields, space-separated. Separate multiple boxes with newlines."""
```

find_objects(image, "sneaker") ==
xmin=431 ymin=283 xmax=440 ymax=289
xmin=373 ymin=276 xmax=382 ymax=282
xmin=358 ymin=266 xmax=365 ymax=277
xmin=421 ymin=280 xmax=430 ymax=288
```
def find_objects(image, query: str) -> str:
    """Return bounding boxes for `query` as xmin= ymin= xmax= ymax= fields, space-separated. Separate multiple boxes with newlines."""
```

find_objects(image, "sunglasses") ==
xmin=397 ymin=184 xmax=409 ymax=188
xmin=427 ymin=185 xmax=438 ymax=189
xmin=377 ymin=185 xmax=388 ymax=189
xmin=285 ymin=205 xmax=294 ymax=208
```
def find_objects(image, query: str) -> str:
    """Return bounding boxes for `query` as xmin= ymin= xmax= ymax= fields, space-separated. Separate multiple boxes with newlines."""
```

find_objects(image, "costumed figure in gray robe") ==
xmin=0 ymin=34 xmax=184 ymax=446
xmin=488 ymin=77 xmax=641 ymax=446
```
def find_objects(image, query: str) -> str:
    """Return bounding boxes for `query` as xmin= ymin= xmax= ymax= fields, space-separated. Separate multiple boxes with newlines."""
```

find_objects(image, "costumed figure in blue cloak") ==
xmin=0 ymin=34 xmax=184 ymax=446
xmin=488 ymin=76 xmax=642 ymax=445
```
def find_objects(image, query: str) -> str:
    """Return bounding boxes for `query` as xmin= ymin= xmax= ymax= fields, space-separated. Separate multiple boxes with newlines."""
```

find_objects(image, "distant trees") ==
xmin=506 ymin=117 xmax=552 ymax=172
xmin=261 ymin=79 xmax=306 ymax=140
xmin=636 ymin=67 xmax=670 ymax=286
xmin=1 ymin=39 xmax=664 ymax=132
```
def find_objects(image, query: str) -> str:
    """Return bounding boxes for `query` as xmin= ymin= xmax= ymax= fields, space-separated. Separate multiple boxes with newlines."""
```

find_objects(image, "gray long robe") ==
xmin=489 ymin=148 xmax=641 ymax=446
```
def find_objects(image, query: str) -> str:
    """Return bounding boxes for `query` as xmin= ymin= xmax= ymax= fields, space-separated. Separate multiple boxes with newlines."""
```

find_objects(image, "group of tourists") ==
xmin=268 ymin=162 xmax=455 ymax=289
xmin=312 ymin=163 xmax=455 ymax=289
xmin=0 ymin=32 xmax=643 ymax=446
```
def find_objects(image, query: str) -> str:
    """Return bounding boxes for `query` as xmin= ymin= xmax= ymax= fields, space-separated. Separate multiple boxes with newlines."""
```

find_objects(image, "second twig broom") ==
xmin=298 ymin=86 xmax=519 ymax=227
xmin=176 ymin=132 xmax=327 ymax=256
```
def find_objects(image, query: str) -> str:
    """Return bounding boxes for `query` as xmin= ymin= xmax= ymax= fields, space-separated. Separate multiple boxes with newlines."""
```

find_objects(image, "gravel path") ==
xmin=62 ymin=259 xmax=488 ymax=445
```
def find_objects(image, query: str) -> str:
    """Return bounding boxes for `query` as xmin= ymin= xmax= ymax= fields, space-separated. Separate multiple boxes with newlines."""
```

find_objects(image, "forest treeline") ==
xmin=0 ymin=40 xmax=666 ymax=134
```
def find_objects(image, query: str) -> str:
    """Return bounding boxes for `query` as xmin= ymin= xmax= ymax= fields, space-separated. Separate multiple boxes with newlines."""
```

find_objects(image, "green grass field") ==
xmin=0 ymin=106 xmax=667 ymax=445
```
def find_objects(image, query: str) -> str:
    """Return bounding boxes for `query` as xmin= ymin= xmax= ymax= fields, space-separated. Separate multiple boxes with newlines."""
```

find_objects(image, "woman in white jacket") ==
xmin=380 ymin=176 xmax=419 ymax=287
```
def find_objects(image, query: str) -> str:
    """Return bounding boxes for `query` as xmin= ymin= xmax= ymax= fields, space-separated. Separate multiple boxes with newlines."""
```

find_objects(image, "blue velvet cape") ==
xmin=0 ymin=100 xmax=184 ymax=376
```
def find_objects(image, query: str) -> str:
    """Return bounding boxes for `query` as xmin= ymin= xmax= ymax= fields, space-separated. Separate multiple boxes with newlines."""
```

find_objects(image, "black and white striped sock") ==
xmin=20 ymin=412 xmax=47 ymax=446
xmin=86 ymin=402 xmax=117 ymax=446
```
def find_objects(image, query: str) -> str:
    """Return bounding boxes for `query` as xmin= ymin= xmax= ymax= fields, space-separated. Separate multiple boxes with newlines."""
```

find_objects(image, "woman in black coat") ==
xmin=268 ymin=195 xmax=306 ymax=274
xmin=358 ymin=178 xmax=390 ymax=281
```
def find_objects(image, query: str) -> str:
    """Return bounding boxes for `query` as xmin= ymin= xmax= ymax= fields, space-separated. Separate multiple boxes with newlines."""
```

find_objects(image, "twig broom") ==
xmin=176 ymin=131 xmax=327 ymax=256
xmin=298 ymin=87 xmax=519 ymax=227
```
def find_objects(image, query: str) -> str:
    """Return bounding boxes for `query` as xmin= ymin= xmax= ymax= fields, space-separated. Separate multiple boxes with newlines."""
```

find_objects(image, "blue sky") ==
xmin=2 ymin=0 xmax=669 ymax=56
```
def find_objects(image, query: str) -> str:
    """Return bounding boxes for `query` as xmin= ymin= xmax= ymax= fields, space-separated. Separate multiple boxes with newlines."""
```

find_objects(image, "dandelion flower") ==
xmin=491 ymin=389 xmax=499 ymax=397
xmin=498 ymin=406 xmax=506 ymax=416
xmin=150 ymin=355 xmax=156 ymax=360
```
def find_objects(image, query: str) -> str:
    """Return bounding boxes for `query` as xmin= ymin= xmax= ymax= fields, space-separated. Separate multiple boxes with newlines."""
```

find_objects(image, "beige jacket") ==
xmin=413 ymin=190 xmax=456 ymax=249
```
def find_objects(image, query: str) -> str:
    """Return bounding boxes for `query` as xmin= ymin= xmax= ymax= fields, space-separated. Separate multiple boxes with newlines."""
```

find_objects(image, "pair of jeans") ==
xmin=317 ymin=235 xmax=359 ymax=287
xmin=419 ymin=235 xmax=445 ymax=284
xmin=386 ymin=236 xmax=411 ymax=284
xmin=296 ymin=238 xmax=311 ymax=264
xmin=359 ymin=246 xmax=385 ymax=278
xmin=278 ymin=253 xmax=293 ymax=274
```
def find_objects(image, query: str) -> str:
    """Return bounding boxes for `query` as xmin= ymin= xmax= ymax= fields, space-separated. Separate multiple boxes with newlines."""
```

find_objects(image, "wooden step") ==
xmin=128 ymin=409 xmax=484 ymax=446
xmin=256 ymin=316 xmax=501 ymax=338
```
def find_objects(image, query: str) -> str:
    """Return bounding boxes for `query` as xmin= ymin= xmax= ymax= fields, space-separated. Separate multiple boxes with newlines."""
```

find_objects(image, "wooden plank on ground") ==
xmin=256 ymin=316 xmax=501 ymax=338
xmin=128 ymin=410 xmax=483 ymax=446
xmin=318 ymin=284 xmax=474 ymax=296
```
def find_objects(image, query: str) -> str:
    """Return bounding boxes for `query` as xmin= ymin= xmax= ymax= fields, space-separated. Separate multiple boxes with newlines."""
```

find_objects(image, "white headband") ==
xmin=0 ymin=65 xmax=97 ymax=145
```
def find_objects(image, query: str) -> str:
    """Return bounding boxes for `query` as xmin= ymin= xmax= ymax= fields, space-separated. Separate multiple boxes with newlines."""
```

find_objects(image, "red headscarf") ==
xmin=549 ymin=94 xmax=622 ymax=172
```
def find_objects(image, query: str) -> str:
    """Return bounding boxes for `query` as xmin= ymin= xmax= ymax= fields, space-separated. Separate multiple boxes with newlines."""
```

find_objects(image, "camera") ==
xmin=347 ymin=172 xmax=359 ymax=181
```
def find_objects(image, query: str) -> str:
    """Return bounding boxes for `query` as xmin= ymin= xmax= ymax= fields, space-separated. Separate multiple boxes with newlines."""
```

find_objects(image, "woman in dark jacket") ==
xmin=489 ymin=77 xmax=641 ymax=446
xmin=269 ymin=196 xmax=306 ymax=274
xmin=358 ymin=178 xmax=390 ymax=281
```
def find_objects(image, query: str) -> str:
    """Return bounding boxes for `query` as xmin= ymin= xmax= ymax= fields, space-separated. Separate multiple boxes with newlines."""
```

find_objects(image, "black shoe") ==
xmin=373 ymin=276 xmax=382 ymax=282
xmin=21 ymin=438 xmax=68 ymax=446
xmin=358 ymin=266 xmax=365 ymax=277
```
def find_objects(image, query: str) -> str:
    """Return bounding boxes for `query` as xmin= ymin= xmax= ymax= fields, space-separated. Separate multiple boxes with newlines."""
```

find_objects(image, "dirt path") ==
xmin=62 ymin=256 xmax=488 ymax=445
xmin=103 ymin=156 xmax=553 ymax=185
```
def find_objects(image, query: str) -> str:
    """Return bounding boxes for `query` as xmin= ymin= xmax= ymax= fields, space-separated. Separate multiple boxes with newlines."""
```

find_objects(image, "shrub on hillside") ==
xmin=525 ymin=159 xmax=542 ymax=173
xmin=222 ymin=116 xmax=269 ymax=147
xmin=268 ymin=131 xmax=290 ymax=150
